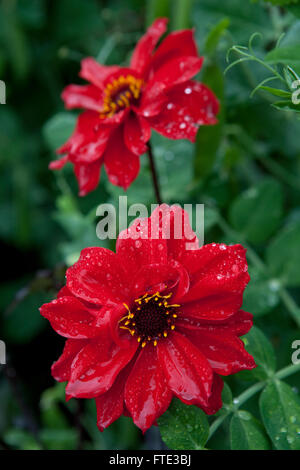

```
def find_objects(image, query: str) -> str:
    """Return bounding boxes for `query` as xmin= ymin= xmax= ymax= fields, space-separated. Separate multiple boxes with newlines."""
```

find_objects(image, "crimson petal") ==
xmin=148 ymin=80 xmax=219 ymax=142
xmin=40 ymin=296 xmax=99 ymax=339
xmin=125 ymin=346 xmax=172 ymax=432
xmin=150 ymin=30 xmax=198 ymax=73
xmin=177 ymin=310 xmax=253 ymax=336
xmin=157 ymin=331 xmax=213 ymax=407
xmin=73 ymin=160 xmax=102 ymax=197
xmin=66 ymin=339 xmax=138 ymax=399
xmin=124 ymin=113 xmax=149 ymax=156
xmin=66 ymin=247 xmax=129 ymax=305
xmin=200 ymin=374 xmax=224 ymax=415
xmin=179 ymin=326 xmax=256 ymax=375
xmin=51 ymin=339 xmax=87 ymax=382
xmin=130 ymin=18 xmax=168 ymax=75
xmin=62 ymin=84 xmax=103 ymax=112
xmin=95 ymin=365 xmax=131 ymax=431
xmin=181 ymin=243 xmax=250 ymax=306
xmin=104 ymin=126 xmax=140 ymax=190
xmin=79 ymin=58 xmax=120 ymax=89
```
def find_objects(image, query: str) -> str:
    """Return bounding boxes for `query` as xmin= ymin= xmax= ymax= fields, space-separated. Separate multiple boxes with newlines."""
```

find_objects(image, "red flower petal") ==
xmin=179 ymin=326 xmax=256 ymax=375
xmin=61 ymin=84 xmax=103 ymax=112
xmin=95 ymin=365 xmax=131 ymax=431
xmin=51 ymin=339 xmax=87 ymax=382
xmin=57 ymin=111 xmax=111 ymax=164
xmin=40 ymin=296 xmax=99 ymax=339
xmin=124 ymin=113 xmax=149 ymax=156
xmin=49 ymin=155 xmax=69 ymax=170
xmin=157 ymin=331 xmax=213 ymax=407
xmin=66 ymin=247 xmax=129 ymax=305
xmin=151 ymin=204 xmax=199 ymax=258
xmin=130 ymin=18 xmax=168 ymax=75
xmin=200 ymin=374 xmax=224 ymax=415
xmin=131 ymin=261 xmax=189 ymax=300
xmin=148 ymin=80 xmax=219 ymax=141
xmin=117 ymin=216 xmax=168 ymax=275
xmin=145 ymin=56 xmax=203 ymax=100
xmin=74 ymin=159 xmax=102 ymax=197
xmin=79 ymin=57 xmax=120 ymax=89
xmin=104 ymin=126 xmax=140 ymax=190
xmin=181 ymin=243 xmax=250 ymax=306
xmin=180 ymin=293 xmax=244 ymax=321
xmin=150 ymin=30 xmax=198 ymax=73
xmin=125 ymin=346 xmax=172 ymax=432
xmin=178 ymin=310 xmax=253 ymax=337
xmin=66 ymin=339 xmax=137 ymax=399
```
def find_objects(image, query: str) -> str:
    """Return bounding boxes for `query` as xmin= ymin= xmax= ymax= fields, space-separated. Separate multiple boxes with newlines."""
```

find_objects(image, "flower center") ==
xmin=100 ymin=74 xmax=143 ymax=118
xmin=119 ymin=292 xmax=180 ymax=348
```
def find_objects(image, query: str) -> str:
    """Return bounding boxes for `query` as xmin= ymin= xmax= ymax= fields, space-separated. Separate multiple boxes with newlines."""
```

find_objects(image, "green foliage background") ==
xmin=0 ymin=0 xmax=300 ymax=450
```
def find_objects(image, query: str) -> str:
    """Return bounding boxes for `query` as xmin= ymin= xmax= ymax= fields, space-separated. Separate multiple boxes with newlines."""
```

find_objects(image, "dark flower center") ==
xmin=119 ymin=292 xmax=180 ymax=348
xmin=100 ymin=74 xmax=143 ymax=118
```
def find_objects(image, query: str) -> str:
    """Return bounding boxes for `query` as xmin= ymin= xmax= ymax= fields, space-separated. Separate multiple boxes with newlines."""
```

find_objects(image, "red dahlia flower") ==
xmin=40 ymin=205 xmax=255 ymax=432
xmin=50 ymin=18 xmax=219 ymax=196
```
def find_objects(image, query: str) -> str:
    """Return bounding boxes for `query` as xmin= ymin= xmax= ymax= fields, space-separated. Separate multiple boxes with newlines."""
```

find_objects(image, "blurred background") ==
xmin=0 ymin=0 xmax=300 ymax=450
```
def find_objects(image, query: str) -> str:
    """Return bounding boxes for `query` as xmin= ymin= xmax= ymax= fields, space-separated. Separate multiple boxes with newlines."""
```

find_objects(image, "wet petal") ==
xmin=157 ymin=331 xmax=213 ymax=407
xmin=95 ymin=365 xmax=131 ymax=431
xmin=66 ymin=338 xmax=138 ymax=399
xmin=104 ymin=126 xmax=140 ymax=190
xmin=117 ymin=215 xmax=168 ymax=275
xmin=130 ymin=18 xmax=168 ymax=75
xmin=180 ymin=244 xmax=250 ymax=306
xmin=148 ymin=81 xmax=219 ymax=142
xmin=62 ymin=84 xmax=103 ymax=112
xmin=57 ymin=111 xmax=111 ymax=164
xmin=66 ymin=247 xmax=130 ymax=305
xmin=131 ymin=261 xmax=189 ymax=300
xmin=73 ymin=159 xmax=102 ymax=197
xmin=177 ymin=310 xmax=253 ymax=336
xmin=125 ymin=346 xmax=172 ymax=432
xmin=145 ymin=56 xmax=203 ymax=100
xmin=200 ymin=374 xmax=224 ymax=415
xmin=150 ymin=30 xmax=198 ymax=73
xmin=179 ymin=326 xmax=256 ymax=375
xmin=51 ymin=339 xmax=87 ymax=382
xmin=124 ymin=113 xmax=149 ymax=156
xmin=180 ymin=293 xmax=244 ymax=321
xmin=40 ymin=296 xmax=99 ymax=339
xmin=49 ymin=155 xmax=69 ymax=170
xmin=79 ymin=57 xmax=120 ymax=89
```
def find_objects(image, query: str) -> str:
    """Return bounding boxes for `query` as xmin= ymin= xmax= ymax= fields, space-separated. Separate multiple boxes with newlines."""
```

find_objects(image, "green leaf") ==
xmin=43 ymin=112 xmax=76 ymax=152
xmin=272 ymin=100 xmax=300 ymax=113
xmin=229 ymin=179 xmax=283 ymax=244
xmin=288 ymin=5 xmax=300 ymax=17
xmin=158 ymin=399 xmax=209 ymax=450
xmin=283 ymin=66 xmax=300 ymax=90
xmin=266 ymin=222 xmax=300 ymax=287
xmin=243 ymin=266 xmax=280 ymax=317
xmin=260 ymin=380 xmax=300 ymax=450
xmin=230 ymin=411 xmax=271 ymax=450
xmin=260 ymin=86 xmax=291 ymax=98
xmin=242 ymin=326 xmax=276 ymax=380
xmin=204 ymin=17 xmax=230 ymax=56
xmin=194 ymin=64 xmax=224 ymax=179
xmin=266 ymin=45 xmax=300 ymax=75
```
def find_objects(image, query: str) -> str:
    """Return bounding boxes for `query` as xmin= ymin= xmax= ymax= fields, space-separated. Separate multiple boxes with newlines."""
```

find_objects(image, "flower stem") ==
xmin=148 ymin=142 xmax=162 ymax=205
xmin=208 ymin=363 xmax=300 ymax=441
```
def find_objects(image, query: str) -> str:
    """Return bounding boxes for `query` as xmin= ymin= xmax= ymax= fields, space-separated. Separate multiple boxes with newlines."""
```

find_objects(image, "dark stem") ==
xmin=147 ymin=142 xmax=162 ymax=205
